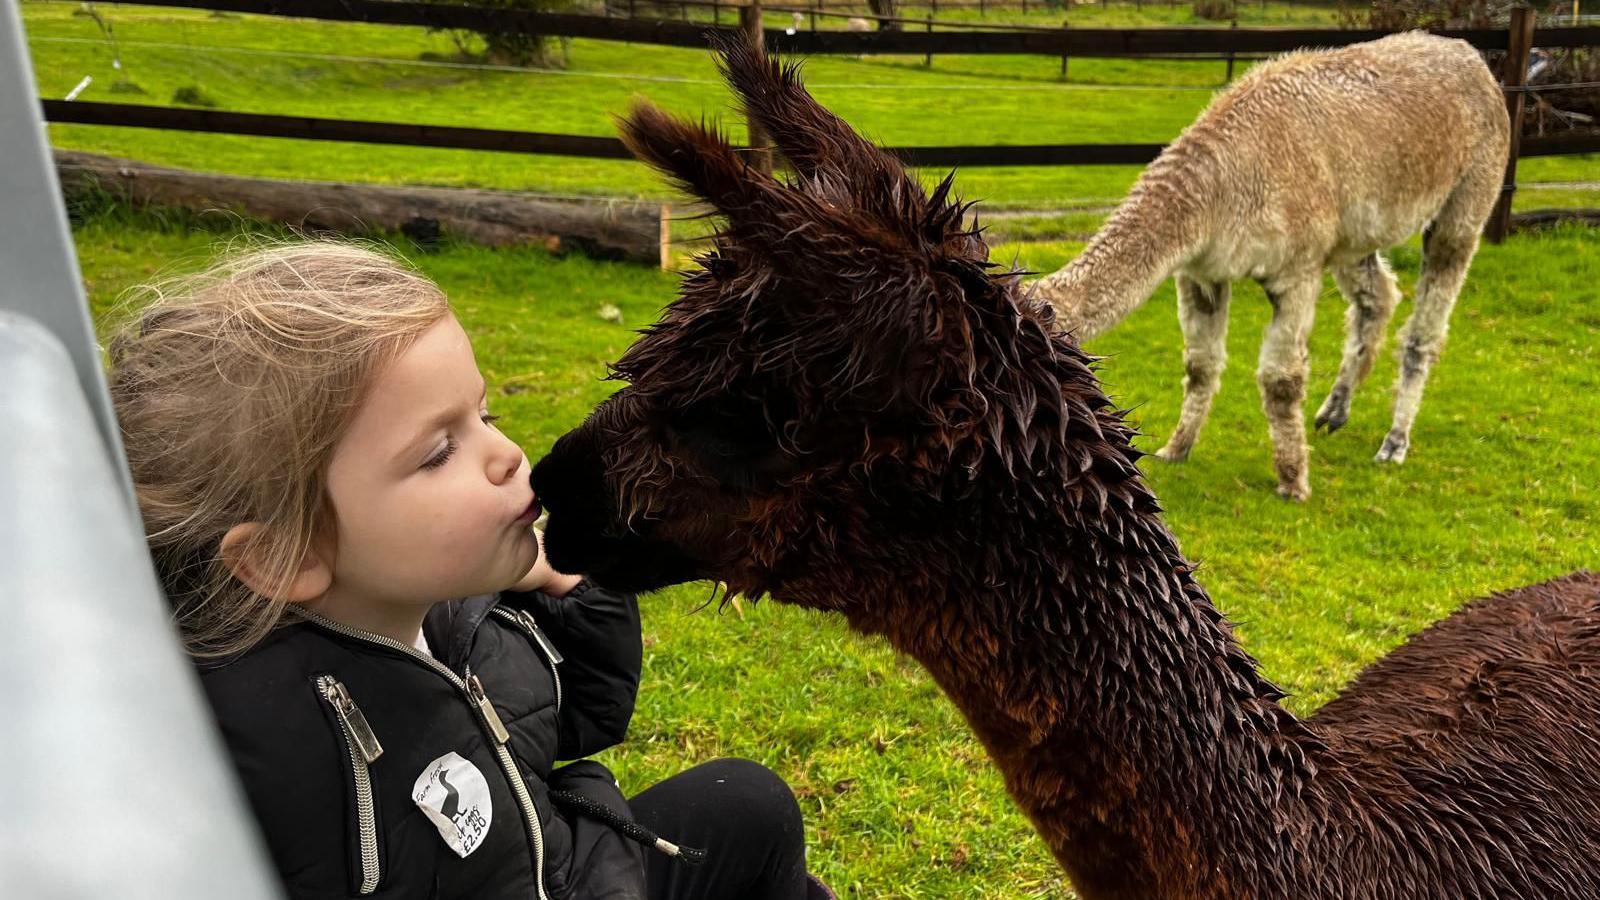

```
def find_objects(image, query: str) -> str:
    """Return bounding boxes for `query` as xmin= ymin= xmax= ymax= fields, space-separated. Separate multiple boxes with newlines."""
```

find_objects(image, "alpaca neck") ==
xmin=1034 ymin=156 xmax=1213 ymax=340
xmin=859 ymin=504 xmax=1321 ymax=897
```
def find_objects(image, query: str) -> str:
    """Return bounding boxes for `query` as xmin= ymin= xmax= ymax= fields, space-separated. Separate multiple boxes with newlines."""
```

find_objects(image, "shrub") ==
xmin=171 ymin=85 xmax=219 ymax=107
xmin=1193 ymin=0 xmax=1234 ymax=22
xmin=426 ymin=0 xmax=580 ymax=68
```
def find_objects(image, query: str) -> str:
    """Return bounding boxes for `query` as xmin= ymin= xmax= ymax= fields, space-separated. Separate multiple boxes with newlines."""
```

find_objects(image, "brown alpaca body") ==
xmin=770 ymin=429 xmax=1600 ymax=897
xmin=1033 ymin=33 xmax=1511 ymax=500
xmin=531 ymin=40 xmax=1599 ymax=898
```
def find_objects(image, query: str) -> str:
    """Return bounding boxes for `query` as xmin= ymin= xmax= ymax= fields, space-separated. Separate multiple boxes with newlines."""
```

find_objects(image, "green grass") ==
xmin=33 ymin=1 xmax=1600 ymax=894
xmin=72 ymin=200 xmax=1599 ymax=897
xmin=23 ymin=0 xmax=1597 ymax=210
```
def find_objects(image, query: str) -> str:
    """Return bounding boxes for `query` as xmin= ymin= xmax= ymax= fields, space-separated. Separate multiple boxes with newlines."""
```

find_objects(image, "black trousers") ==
xmin=629 ymin=758 xmax=808 ymax=900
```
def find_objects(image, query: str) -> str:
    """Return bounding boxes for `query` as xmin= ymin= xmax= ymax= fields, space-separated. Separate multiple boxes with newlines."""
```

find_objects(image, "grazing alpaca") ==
xmin=533 ymin=42 xmax=1600 ymax=899
xmin=1031 ymin=33 xmax=1510 ymax=500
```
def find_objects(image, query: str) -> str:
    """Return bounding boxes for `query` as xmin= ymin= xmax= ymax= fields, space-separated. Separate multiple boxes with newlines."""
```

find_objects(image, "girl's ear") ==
xmin=220 ymin=522 xmax=333 ymax=605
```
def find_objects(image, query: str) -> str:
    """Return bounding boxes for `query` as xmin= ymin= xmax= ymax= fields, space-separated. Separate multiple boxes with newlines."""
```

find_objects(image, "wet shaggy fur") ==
xmin=532 ymin=39 xmax=1600 ymax=899
xmin=1031 ymin=33 xmax=1511 ymax=500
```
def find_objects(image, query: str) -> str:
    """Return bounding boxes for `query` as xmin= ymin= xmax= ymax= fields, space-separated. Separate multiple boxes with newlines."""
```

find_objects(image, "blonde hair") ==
xmin=108 ymin=239 xmax=451 ymax=659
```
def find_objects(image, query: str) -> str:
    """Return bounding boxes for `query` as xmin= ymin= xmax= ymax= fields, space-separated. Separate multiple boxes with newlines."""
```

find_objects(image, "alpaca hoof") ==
xmin=1314 ymin=390 xmax=1350 ymax=434
xmin=1276 ymin=480 xmax=1311 ymax=502
xmin=1154 ymin=443 xmax=1191 ymax=462
xmin=1375 ymin=432 xmax=1409 ymax=464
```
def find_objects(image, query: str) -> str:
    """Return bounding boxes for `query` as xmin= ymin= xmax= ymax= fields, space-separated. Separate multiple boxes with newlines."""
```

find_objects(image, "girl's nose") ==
xmin=489 ymin=429 xmax=524 ymax=485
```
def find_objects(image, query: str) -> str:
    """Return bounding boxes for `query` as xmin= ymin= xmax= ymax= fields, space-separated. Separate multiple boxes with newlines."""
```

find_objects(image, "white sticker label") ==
xmin=412 ymin=752 xmax=493 ymax=858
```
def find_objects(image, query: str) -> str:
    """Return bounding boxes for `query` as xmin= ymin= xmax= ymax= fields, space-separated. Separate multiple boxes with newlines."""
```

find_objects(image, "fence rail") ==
xmin=33 ymin=0 xmax=1600 ymax=243
xmin=69 ymin=0 xmax=1600 ymax=54
xmin=41 ymin=99 xmax=1600 ymax=167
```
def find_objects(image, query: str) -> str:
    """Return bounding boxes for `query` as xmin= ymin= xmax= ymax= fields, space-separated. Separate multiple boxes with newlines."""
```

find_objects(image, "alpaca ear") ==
xmin=220 ymin=522 xmax=332 ymax=605
xmin=617 ymin=100 xmax=767 ymax=212
xmin=716 ymin=34 xmax=913 ymax=190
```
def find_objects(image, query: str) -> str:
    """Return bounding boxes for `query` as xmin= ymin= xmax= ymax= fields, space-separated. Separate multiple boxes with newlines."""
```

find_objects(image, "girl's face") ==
xmin=321 ymin=314 xmax=540 ymax=616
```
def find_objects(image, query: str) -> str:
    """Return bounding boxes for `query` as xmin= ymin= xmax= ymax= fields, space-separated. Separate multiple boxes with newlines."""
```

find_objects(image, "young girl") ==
xmin=108 ymin=240 xmax=833 ymax=900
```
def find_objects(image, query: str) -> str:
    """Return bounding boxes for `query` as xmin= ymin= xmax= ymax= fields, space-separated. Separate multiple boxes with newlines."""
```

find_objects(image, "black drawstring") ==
xmin=548 ymin=789 xmax=708 ymax=866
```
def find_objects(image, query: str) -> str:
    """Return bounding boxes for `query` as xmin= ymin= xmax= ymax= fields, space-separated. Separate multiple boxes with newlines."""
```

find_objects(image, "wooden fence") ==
xmin=34 ymin=0 xmax=1600 ymax=243
xmin=56 ymin=0 xmax=1600 ymax=54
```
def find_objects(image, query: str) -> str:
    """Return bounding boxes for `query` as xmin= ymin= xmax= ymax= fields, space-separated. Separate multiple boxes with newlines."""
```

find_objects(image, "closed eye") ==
xmin=665 ymin=401 xmax=790 ymax=490
xmin=421 ymin=413 xmax=503 ymax=470
xmin=422 ymin=439 xmax=457 ymax=470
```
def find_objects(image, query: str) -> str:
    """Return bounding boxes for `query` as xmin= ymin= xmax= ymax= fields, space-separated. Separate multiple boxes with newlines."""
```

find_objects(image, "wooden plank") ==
xmin=38 ymin=101 xmax=1592 ymax=173
xmin=1522 ymin=131 xmax=1600 ymax=157
xmin=769 ymin=26 xmax=1513 ymax=56
xmin=42 ymin=99 xmax=1173 ymax=167
xmin=890 ymin=143 xmax=1164 ymax=166
xmin=42 ymin=100 xmax=636 ymax=158
xmin=74 ymin=0 xmax=1600 ymax=55
xmin=119 ymin=0 xmax=719 ymax=48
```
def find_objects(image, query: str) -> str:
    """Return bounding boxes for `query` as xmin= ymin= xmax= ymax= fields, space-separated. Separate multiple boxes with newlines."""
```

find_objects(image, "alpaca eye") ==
xmin=666 ymin=401 xmax=782 ymax=489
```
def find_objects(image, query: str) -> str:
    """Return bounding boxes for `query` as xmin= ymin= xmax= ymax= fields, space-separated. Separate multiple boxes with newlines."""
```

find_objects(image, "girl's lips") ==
xmin=515 ymin=495 xmax=542 ymax=525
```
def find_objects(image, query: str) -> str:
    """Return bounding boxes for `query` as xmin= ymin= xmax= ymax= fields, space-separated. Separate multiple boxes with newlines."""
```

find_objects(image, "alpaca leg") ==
xmin=1377 ymin=226 xmax=1478 ymax=464
xmin=1156 ymin=277 xmax=1231 ymax=462
xmin=1257 ymin=276 xmax=1319 ymax=501
xmin=1315 ymin=254 xmax=1400 ymax=434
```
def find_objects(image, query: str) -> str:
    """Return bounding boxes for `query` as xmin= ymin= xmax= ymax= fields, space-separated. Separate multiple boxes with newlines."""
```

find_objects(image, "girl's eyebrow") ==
xmin=393 ymin=382 xmax=488 ymax=465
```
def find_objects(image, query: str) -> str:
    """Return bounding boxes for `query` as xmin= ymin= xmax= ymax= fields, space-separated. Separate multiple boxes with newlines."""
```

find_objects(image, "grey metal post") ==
xmin=0 ymin=315 xmax=288 ymax=900
xmin=1 ymin=3 xmax=286 ymax=897
xmin=0 ymin=0 xmax=131 ymax=506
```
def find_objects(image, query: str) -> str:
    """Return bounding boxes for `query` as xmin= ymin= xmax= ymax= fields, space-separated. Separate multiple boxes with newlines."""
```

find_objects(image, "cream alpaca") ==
xmin=1032 ymin=32 xmax=1509 ymax=499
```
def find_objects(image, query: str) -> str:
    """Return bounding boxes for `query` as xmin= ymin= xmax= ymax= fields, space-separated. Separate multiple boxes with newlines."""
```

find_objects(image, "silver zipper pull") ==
xmin=467 ymin=674 xmax=511 ymax=745
xmin=518 ymin=610 xmax=564 ymax=664
xmin=321 ymin=677 xmax=384 ymax=764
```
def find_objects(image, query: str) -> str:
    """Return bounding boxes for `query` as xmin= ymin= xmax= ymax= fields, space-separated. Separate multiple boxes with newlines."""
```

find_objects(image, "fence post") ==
xmin=739 ymin=0 xmax=773 ymax=175
xmin=810 ymin=0 xmax=818 ymax=30
xmin=1488 ymin=5 xmax=1536 ymax=243
xmin=924 ymin=15 xmax=933 ymax=65
xmin=1059 ymin=18 xmax=1069 ymax=81
xmin=1225 ymin=16 xmax=1238 ymax=82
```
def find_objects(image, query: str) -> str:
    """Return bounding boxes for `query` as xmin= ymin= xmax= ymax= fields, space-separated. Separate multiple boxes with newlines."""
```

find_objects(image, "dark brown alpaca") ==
xmin=532 ymin=41 xmax=1600 ymax=899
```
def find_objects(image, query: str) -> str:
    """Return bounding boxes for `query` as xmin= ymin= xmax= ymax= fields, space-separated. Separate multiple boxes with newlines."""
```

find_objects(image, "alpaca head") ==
xmin=534 ymin=40 xmax=1141 ymax=611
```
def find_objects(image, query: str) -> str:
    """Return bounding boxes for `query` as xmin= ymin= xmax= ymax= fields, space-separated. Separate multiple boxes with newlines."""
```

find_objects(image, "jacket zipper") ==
xmin=303 ymin=613 xmax=551 ymax=900
xmin=490 ymin=606 xmax=563 ymax=712
xmin=316 ymin=675 xmax=384 ymax=896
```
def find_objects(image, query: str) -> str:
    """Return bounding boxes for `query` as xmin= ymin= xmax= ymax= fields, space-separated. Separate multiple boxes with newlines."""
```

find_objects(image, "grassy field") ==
xmin=35 ymin=0 xmax=1600 ymax=894
xmin=72 ymin=196 xmax=1599 ymax=896
xmin=23 ymin=0 xmax=1598 ymax=214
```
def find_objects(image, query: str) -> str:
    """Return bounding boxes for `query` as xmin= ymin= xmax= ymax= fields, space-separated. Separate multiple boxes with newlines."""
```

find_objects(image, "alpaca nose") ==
xmin=530 ymin=425 xmax=609 ymax=528
xmin=531 ymin=425 xmax=619 ymax=577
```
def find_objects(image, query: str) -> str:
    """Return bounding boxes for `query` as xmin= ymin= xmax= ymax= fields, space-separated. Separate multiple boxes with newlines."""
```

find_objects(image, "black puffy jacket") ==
xmin=200 ymin=581 xmax=646 ymax=900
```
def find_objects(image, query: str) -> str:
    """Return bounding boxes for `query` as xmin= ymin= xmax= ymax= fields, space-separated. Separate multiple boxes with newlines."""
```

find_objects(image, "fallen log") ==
xmin=1510 ymin=207 xmax=1600 ymax=230
xmin=54 ymin=150 xmax=668 ymax=267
